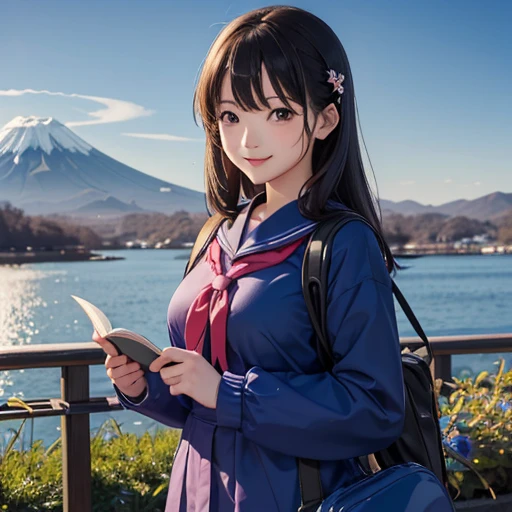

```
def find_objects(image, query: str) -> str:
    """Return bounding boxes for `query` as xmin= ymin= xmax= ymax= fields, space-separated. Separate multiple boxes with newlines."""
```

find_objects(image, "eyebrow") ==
xmin=219 ymin=96 xmax=289 ymax=105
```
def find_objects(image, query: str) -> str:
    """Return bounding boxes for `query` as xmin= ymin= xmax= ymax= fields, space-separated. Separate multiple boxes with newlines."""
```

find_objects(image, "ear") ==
xmin=314 ymin=103 xmax=340 ymax=141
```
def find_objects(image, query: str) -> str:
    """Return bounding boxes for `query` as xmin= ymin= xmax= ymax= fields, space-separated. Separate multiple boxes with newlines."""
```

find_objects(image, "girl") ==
xmin=94 ymin=5 xmax=406 ymax=511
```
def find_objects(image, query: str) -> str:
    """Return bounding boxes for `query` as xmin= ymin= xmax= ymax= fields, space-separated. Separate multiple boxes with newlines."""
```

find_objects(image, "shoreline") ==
xmin=0 ymin=250 xmax=125 ymax=265
xmin=1 ymin=248 xmax=510 ymax=265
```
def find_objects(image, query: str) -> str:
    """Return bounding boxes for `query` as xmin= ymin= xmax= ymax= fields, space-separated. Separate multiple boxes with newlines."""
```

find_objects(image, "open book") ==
xmin=71 ymin=295 xmax=177 ymax=371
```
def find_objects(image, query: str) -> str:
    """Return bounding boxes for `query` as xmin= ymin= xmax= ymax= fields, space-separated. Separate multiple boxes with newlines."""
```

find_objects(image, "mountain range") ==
xmin=0 ymin=116 xmax=509 ymax=222
xmin=380 ymin=192 xmax=512 ymax=221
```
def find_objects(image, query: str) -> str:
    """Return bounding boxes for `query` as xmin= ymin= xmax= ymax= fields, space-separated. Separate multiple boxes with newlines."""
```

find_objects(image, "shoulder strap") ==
xmin=183 ymin=212 xmax=225 ymax=278
xmin=301 ymin=210 xmax=434 ymax=370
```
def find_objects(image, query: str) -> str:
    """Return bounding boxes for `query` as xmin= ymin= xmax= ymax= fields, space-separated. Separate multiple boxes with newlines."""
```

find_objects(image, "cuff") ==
xmin=215 ymin=371 xmax=245 ymax=429
xmin=113 ymin=383 xmax=149 ymax=407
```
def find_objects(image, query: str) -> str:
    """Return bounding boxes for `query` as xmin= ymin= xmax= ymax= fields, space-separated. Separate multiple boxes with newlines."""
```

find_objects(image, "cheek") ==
xmin=218 ymin=126 xmax=238 ymax=156
xmin=273 ymin=121 xmax=304 ymax=151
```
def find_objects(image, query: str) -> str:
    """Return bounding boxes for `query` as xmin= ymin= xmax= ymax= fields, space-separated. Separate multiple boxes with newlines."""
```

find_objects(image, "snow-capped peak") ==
xmin=0 ymin=115 xmax=92 ymax=157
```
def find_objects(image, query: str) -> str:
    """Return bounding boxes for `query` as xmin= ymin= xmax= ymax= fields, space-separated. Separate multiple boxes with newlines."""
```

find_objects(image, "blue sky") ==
xmin=0 ymin=0 xmax=510 ymax=206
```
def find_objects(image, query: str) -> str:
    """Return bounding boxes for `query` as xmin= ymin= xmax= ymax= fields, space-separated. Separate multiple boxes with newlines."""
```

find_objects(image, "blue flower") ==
xmin=497 ymin=399 xmax=511 ymax=412
xmin=449 ymin=435 xmax=472 ymax=459
xmin=439 ymin=415 xmax=451 ymax=431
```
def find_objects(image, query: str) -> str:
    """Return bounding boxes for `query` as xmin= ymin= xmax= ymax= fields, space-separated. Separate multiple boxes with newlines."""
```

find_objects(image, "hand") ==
xmin=149 ymin=347 xmax=222 ymax=409
xmin=92 ymin=329 xmax=147 ymax=399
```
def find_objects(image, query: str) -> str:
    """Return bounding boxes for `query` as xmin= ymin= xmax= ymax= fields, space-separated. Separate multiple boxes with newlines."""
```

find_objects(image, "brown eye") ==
xmin=219 ymin=111 xmax=238 ymax=123
xmin=272 ymin=108 xmax=293 ymax=121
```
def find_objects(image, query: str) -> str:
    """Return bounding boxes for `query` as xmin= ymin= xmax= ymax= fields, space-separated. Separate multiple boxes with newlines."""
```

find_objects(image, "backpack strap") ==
xmin=298 ymin=210 xmax=436 ymax=511
xmin=183 ymin=212 xmax=225 ymax=278
xmin=302 ymin=211 xmax=434 ymax=368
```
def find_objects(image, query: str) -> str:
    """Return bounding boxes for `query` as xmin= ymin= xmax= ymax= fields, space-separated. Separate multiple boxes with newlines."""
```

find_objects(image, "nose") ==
xmin=241 ymin=125 xmax=260 ymax=149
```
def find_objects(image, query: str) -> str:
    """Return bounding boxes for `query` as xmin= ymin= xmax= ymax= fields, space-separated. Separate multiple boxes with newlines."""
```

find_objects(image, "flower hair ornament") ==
xmin=326 ymin=69 xmax=345 ymax=104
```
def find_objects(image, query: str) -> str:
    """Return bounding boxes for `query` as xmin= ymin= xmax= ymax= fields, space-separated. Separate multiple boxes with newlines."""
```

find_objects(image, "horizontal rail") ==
xmin=399 ymin=333 xmax=512 ymax=355
xmin=1 ymin=334 xmax=511 ymax=370
xmin=0 ymin=396 xmax=122 ymax=421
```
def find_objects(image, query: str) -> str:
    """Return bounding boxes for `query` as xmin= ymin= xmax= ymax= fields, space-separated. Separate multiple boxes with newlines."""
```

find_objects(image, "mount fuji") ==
xmin=0 ymin=116 xmax=206 ymax=216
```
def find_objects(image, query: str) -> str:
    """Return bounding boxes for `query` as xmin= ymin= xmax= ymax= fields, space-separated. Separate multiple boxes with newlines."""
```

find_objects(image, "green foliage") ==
xmin=437 ymin=358 xmax=512 ymax=500
xmin=0 ymin=419 xmax=181 ymax=511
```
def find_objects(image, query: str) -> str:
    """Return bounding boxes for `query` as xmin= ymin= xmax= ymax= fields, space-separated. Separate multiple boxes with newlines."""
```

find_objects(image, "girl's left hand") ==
xmin=149 ymin=347 xmax=222 ymax=409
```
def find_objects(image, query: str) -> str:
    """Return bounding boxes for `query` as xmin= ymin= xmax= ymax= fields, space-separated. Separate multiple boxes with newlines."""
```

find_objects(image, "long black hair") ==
xmin=193 ymin=5 xmax=400 ymax=275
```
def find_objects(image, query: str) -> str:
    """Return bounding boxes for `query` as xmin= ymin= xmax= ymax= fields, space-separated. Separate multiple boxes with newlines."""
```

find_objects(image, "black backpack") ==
xmin=184 ymin=208 xmax=451 ymax=511
xmin=297 ymin=210 xmax=451 ymax=511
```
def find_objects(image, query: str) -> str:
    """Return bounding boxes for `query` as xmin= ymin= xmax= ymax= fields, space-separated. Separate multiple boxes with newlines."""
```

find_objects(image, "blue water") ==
xmin=0 ymin=250 xmax=510 ymax=449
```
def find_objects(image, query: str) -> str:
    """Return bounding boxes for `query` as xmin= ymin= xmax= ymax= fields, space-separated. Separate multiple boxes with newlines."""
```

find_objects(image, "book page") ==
xmin=71 ymin=295 xmax=113 ymax=338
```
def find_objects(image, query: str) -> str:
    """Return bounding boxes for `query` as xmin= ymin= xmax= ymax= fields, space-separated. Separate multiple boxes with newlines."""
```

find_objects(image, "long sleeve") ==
xmin=114 ymin=367 xmax=192 ymax=429
xmin=215 ymin=220 xmax=406 ymax=460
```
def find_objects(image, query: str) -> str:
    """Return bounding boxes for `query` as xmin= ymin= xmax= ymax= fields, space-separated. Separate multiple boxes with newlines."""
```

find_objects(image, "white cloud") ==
xmin=122 ymin=132 xmax=204 ymax=142
xmin=399 ymin=180 xmax=416 ymax=186
xmin=444 ymin=178 xmax=454 ymax=184
xmin=473 ymin=181 xmax=481 ymax=186
xmin=0 ymin=88 xmax=154 ymax=126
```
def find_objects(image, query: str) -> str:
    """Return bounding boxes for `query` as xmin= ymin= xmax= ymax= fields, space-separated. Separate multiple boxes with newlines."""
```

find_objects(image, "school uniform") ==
xmin=113 ymin=190 xmax=405 ymax=511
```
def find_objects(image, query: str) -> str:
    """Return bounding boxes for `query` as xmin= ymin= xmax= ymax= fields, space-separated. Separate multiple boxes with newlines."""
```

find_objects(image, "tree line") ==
xmin=1 ymin=201 xmax=512 ymax=251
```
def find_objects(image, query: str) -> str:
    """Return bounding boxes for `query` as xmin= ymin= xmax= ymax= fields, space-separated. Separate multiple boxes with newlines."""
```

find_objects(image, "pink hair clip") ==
xmin=326 ymin=69 xmax=345 ymax=103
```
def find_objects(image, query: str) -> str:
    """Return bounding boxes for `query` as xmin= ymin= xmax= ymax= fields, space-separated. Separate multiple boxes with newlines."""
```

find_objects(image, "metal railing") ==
xmin=0 ymin=334 xmax=511 ymax=511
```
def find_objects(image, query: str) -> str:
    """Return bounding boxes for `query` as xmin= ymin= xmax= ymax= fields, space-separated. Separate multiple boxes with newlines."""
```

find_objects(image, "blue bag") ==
xmin=315 ymin=462 xmax=454 ymax=512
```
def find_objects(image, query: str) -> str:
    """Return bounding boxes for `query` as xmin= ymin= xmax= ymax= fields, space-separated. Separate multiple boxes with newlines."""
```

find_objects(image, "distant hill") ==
xmin=380 ymin=192 xmax=512 ymax=221
xmin=72 ymin=195 xmax=150 ymax=217
xmin=380 ymin=199 xmax=437 ymax=216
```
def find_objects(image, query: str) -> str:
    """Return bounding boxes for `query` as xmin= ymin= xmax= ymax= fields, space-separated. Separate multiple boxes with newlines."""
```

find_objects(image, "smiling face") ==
xmin=216 ymin=63 xmax=330 ymax=195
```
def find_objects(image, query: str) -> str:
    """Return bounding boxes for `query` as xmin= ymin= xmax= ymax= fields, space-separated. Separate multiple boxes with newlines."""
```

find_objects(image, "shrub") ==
xmin=0 ymin=419 xmax=180 ymax=511
xmin=438 ymin=358 xmax=512 ymax=500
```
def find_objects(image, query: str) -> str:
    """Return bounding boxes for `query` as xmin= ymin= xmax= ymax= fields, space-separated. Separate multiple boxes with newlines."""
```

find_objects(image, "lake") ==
xmin=0 ymin=250 xmax=510 ymax=448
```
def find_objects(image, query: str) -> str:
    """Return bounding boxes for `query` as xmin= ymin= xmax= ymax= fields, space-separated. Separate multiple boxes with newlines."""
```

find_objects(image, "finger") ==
xmin=92 ymin=332 xmax=119 ymax=357
xmin=107 ymin=361 xmax=139 ymax=380
xmin=149 ymin=347 xmax=189 ymax=372
xmin=105 ymin=354 xmax=131 ymax=369
xmin=92 ymin=330 xmax=115 ymax=348
xmin=148 ymin=356 xmax=162 ymax=373
xmin=110 ymin=362 xmax=141 ymax=380
xmin=92 ymin=329 xmax=105 ymax=342
xmin=159 ymin=361 xmax=185 ymax=381
xmin=169 ymin=383 xmax=183 ymax=396
xmin=162 ymin=375 xmax=182 ymax=386
xmin=116 ymin=369 xmax=145 ymax=388
xmin=109 ymin=365 xmax=142 ymax=382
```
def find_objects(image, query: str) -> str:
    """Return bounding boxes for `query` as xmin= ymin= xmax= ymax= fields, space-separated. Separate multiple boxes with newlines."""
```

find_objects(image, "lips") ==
xmin=244 ymin=156 xmax=272 ymax=166
xmin=244 ymin=156 xmax=271 ymax=162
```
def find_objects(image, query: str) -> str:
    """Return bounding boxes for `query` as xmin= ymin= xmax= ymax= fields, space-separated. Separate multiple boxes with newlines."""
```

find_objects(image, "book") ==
xmin=71 ymin=295 xmax=178 ymax=371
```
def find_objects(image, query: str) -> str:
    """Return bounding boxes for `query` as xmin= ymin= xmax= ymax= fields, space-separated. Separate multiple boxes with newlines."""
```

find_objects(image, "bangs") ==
xmin=213 ymin=28 xmax=307 ymax=116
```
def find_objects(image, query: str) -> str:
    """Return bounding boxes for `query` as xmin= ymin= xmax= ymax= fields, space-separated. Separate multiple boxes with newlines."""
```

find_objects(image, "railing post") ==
xmin=431 ymin=354 xmax=452 ymax=383
xmin=61 ymin=365 xmax=91 ymax=512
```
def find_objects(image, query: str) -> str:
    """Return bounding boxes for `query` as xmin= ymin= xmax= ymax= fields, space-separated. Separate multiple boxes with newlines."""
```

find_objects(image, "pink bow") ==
xmin=184 ymin=235 xmax=307 ymax=372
